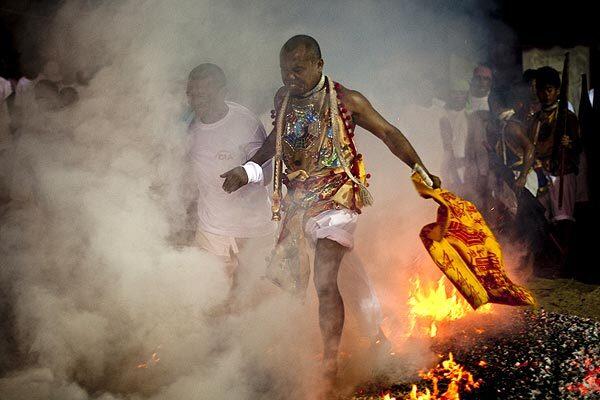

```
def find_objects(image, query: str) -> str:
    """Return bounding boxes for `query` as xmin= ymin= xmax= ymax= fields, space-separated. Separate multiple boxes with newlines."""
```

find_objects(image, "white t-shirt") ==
xmin=188 ymin=101 xmax=274 ymax=238
xmin=468 ymin=94 xmax=489 ymax=113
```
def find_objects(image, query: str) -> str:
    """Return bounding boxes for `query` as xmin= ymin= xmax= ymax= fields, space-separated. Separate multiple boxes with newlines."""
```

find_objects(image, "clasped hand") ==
xmin=220 ymin=166 xmax=248 ymax=193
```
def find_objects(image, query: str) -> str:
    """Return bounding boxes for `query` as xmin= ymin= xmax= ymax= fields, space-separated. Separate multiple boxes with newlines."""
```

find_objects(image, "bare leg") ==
xmin=313 ymin=238 xmax=347 ymax=381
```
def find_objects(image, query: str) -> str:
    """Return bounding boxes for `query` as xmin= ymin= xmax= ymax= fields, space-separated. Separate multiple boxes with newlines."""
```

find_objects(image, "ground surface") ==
xmin=350 ymin=278 xmax=600 ymax=399
xmin=527 ymin=277 xmax=600 ymax=321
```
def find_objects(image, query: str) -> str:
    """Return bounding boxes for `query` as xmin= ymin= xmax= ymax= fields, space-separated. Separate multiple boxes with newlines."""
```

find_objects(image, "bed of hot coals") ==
xmin=350 ymin=309 xmax=599 ymax=399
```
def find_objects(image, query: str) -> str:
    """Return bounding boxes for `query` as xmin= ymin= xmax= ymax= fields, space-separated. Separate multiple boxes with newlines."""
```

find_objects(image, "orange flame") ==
xmin=378 ymin=353 xmax=480 ymax=400
xmin=136 ymin=345 xmax=161 ymax=369
xmin=411 ymin=353 xmax=480 ymax=400
xmin=407 ymin=276 xmax=491 ymax=337
xmin=409 ymin=385 xmax=432 ymax=400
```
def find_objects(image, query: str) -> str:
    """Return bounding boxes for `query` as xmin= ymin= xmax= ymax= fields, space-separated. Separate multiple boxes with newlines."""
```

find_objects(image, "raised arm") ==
xmin=342 ymin=87 xmax=441 ymax=188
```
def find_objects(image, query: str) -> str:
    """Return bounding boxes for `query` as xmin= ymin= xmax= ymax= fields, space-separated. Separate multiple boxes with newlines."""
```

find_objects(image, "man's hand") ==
xmin=430 ymin=174 xmax=442 ymax=189
xmin=220 ymin=166 xmax=248 ymax=193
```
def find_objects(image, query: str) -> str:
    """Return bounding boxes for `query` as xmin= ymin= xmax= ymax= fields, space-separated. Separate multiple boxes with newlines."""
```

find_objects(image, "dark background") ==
xmin=2 ymin=0 xmax=598 ymax=86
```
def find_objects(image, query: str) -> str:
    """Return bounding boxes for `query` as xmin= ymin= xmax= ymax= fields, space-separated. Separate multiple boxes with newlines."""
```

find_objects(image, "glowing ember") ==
xmin=564 ymin=358 xmax=600 ymax=396
xmin=136 ymin=345 xmax=161 ymax=369
xmin=407 ymin=276 xmax=491 ymax=337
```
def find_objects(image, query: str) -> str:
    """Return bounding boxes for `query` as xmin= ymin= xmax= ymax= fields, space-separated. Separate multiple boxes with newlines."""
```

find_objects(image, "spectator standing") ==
xmin=529 ymin=66 xmax=581 ymax=278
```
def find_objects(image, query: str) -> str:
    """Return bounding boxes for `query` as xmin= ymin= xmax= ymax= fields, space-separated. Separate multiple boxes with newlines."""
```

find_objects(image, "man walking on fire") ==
xmin=220 ymin=35 xmax=440 ymax=391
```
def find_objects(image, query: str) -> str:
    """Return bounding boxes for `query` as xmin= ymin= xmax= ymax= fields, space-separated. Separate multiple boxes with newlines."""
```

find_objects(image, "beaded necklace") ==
xmin=284 ymin=81 xmax=327 ymax=151
xmin=297 ymin=74 xmax=326 ymax=99
xmin=271 ymin=76 xmax=373 ymax=220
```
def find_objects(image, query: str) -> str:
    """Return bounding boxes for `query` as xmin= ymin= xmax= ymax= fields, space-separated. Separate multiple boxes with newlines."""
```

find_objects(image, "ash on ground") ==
xmin=351 ymin=309 xmax=599 ymax=399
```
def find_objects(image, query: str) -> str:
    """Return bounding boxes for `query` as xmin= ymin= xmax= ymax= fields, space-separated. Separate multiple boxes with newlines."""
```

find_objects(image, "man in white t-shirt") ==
xmin=186 ymin=64 xmax=275 ymax=310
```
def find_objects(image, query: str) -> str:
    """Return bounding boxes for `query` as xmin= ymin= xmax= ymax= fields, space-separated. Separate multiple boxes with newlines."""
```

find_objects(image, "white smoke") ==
xmin=0 ymin=0 xmax=506 ymax=398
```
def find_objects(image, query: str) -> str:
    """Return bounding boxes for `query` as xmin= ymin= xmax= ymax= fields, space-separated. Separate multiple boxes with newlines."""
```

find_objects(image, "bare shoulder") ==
xmin=335 ymin=83 xmax=371 ymax=113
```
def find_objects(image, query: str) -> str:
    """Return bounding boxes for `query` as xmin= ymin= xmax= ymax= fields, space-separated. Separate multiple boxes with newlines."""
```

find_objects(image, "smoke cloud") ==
xmin=0 ymin=0 xmax=513 ymax=398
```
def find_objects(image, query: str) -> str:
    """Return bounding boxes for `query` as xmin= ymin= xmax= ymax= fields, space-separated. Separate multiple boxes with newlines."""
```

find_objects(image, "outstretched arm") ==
xmin=342 ymin=87 xmax=441 ymax=188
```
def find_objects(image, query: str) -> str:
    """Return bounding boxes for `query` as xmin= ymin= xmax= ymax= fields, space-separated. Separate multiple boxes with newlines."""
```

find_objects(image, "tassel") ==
xmin=327 ymin=76 xmax=374 ymax=207
xmin=359 ymin=184 xmax=374 ymax=206
xmin=272 ymin=92 xmax=290 ymax=220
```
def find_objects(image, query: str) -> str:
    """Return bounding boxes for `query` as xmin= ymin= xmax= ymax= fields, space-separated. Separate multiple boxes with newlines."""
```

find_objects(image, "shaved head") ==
xmin=188 ymin=63 xmax=226 ymax=87
xmin=279 ymin=35 xmax=324 ymax=96
xmin=281 ymin=35 xmax=322 ymax=61
xmin=186 ymin=63 xmax=228 ymax=119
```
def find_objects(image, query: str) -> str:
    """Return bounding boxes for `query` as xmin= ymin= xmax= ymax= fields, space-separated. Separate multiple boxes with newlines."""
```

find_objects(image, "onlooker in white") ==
xmin=185 ymin=64 xmax=274 ymax=311
xmin=440 ymin=79 xmax=469 ymax=189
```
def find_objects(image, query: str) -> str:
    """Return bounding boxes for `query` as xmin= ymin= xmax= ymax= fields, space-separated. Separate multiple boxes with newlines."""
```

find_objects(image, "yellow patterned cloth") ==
xmin=412 ymin=173 xmax=535 ymax=309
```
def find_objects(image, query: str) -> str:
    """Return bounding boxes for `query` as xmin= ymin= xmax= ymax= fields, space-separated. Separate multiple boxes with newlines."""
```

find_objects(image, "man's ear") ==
xmin=316 ymin=58 xmax=324 ymax=73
